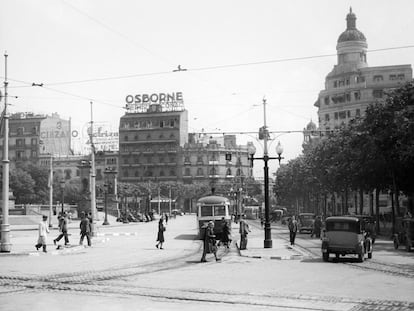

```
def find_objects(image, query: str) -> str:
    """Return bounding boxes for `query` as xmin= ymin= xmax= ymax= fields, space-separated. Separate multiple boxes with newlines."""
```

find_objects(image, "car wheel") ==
xmin=358 ymin=250 xmax=365 ymax=262
xmin=368 ymin=252 xmax=372 ymax=259
xmin=322 ymin=252 xmax=329 ymax=262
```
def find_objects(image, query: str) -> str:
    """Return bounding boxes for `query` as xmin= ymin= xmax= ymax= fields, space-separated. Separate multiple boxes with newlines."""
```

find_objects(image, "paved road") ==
xmin=1 ymin=215 xmax=413 ymax=311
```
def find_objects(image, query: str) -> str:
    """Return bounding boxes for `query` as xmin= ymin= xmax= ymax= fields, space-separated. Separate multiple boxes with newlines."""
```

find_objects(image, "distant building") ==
xmin=0 ymin=112 xmax=72 ymax=169
xmin=314 ymin=8 xmax=412 ymax=132
xmin=118 ymin=93 xmax=188 ymax=183
xmin=182 ymin=133 xmax=254 ymax=185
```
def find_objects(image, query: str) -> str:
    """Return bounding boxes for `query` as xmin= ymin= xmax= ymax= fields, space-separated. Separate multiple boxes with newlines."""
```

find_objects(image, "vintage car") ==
xmin=321 ymin=216 xmax=373 ymax=262
xmin=393 ymin=217 xmax=414 ymax=252
xmin=298 ymin=213 xmax=315 ymax=233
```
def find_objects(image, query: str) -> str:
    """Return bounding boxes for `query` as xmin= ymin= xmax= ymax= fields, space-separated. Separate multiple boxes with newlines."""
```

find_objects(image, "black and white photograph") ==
xmin=1 ymin=1 xmax=413 ymax=310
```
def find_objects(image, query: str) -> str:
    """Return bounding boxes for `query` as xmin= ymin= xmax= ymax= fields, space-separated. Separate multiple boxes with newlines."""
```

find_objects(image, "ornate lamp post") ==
xmin=248 ymin=141 xmax=284 ymax=248
xmin=60 ymin=179 xmax=65 ymax=214
xmin=102 ymin=167 xmax=115 ymax=226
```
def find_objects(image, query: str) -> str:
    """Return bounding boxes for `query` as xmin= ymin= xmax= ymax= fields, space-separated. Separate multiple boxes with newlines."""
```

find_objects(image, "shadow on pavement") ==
xmin=174 ymin=234 xmax=198 ymax=240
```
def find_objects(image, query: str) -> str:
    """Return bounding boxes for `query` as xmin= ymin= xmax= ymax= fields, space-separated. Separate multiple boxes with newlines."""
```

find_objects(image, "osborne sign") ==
xmin=125 ymin=92 xmax=184 ymax=113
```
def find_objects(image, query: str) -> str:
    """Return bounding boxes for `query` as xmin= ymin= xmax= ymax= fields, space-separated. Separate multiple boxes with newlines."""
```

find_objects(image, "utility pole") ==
xmin=48 ymin=155 xmax=53 ymax=228
xmin=1 ymin=52 xmax=11 ymax=252
xmin=90 ymin=102 xmax=97 ymax=237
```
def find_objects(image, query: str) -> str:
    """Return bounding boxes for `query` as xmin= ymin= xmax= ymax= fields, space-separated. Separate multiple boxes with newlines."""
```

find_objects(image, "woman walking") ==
xmin=156 ymin=217 xmax=165 ymax=249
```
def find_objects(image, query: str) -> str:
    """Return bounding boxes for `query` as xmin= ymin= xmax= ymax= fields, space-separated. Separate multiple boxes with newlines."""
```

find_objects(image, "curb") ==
xmin=0 ymin=237 xmax=110 ymax=257
xmin=97 ymin=232 xmax=138 ymax=237
xmin=243 ymin=254 xmax=308 ymax=260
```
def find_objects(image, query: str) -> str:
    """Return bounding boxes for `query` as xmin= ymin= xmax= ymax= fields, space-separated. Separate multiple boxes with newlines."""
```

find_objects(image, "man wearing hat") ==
xmin=35 ymin=215 xmax=50 ymax=253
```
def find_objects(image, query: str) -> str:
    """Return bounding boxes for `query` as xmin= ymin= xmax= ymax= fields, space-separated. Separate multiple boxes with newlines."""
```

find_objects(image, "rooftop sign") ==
xmin=125 ymin=92 xmax=184 ymax=113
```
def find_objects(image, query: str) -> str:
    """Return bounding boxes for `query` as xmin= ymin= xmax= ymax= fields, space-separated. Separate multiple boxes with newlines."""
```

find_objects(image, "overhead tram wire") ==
xmin=4 ymin=44 xmax=414 ymax=89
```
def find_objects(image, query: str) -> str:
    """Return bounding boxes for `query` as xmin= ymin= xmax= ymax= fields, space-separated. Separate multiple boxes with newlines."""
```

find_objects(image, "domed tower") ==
xmin=336 ymin=7 xmax=368 ymax=70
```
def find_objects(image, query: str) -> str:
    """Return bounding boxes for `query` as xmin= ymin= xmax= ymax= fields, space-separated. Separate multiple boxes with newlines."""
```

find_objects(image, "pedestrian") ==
xmin=239 ymin=218 xmax=250 ymax=250
xmin=220 ymin=217 xmax=231 ymax=248
xmin=201 ymin=221 xmax=219 ymax=262
xmin=79 ymin=212 xmax=92 ymax=247
xmin=165 ymin=213 xmax=169 ymax=224
xmin=156 ymin=217 xmax=166 ymax=249
xmin=35 ymin=215 xmax=50 ymax=253
xmin=312 ymin=216 xmax=322 ymax=238
xmin=288 ymin=216 xmax=298 ymax=245
xmin=54 ymin=212 xmax=70 ymax=246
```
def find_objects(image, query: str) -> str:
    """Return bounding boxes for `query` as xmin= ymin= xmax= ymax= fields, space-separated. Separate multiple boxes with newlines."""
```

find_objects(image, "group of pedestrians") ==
xmin=35 ymin=211 xmax=93 ymax=252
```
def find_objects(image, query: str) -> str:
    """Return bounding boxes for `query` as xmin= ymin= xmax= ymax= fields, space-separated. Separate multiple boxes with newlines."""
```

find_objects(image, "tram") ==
xmin=196 ymin=195 xmax=232 ymax=239
xmin=244 ymin=205 xmax=260 ymax=220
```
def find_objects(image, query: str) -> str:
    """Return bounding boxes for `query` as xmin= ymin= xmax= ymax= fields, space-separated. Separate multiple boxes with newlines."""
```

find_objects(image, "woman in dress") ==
xmin=156 ymin=217 xmax=165 ymax=249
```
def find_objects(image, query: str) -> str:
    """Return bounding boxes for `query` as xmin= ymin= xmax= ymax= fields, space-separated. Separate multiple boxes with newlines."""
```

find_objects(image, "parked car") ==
xmin=321 ymin=216 xmax=373 ymax=262
xmin=171 ymin=209 xmax=184 ymax=216
xmin=298 ymin=213 xmax=315 ymax=233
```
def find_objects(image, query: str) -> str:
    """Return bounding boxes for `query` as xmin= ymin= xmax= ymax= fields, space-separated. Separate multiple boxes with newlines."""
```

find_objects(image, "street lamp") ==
xmin=59 ymin=179 xmax=65 ymax=214
xmin=102 ymin=182 xmax=109 ymax=225
xmin=248 ymin=141 xmax=284 ymax=248
xmin=102 ymin=167 xmax=114 ymax=226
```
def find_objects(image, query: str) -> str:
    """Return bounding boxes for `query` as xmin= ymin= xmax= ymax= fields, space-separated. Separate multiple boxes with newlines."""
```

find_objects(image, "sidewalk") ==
xmin=1 ymin=213 xmax=152 ymax=256
xmin=232 ymin=221 xmax=307 ymax=260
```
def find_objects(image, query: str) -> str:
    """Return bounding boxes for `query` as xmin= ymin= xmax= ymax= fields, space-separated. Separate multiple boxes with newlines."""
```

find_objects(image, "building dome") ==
xmin=306 ymin=120 xmax=317 ymax=131
xmin=337 ymin=8 xmax=366 ymax=43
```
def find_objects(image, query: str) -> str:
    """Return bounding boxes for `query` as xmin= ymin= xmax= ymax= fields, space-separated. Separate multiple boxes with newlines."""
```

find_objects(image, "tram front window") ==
xmin=214 ymin=205 xmax=226 ymax=216
xmin=201 ymin=206 xmax=213 ymax=217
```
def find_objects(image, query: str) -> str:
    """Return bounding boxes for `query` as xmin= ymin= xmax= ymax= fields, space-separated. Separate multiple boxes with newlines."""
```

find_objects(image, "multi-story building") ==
xmin=0 ymin=112 xmax=72 ymax=169
xmin=118 ymin=92 xmax=188 ymax=182
xmin=182 ymin=133 xmax=254 ymax=185
xmin=314 ymin=8 xmax=412 ymax=131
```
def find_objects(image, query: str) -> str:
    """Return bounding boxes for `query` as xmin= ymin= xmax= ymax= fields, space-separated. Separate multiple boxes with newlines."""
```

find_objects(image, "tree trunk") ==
xmin=354 ymin=192 xmax=358 ymax=214
xmin=345 ymin=188 xmax=349 ymax=215
xmin=359 ymin=189 xmax=364 ymax=215
xmin=375 ymin=189 xmax=380 ymax=235
xmin=369 ymin=191 xmax=374 ymax=216
xmin=391 ymin=191 xmax=396 ymax=236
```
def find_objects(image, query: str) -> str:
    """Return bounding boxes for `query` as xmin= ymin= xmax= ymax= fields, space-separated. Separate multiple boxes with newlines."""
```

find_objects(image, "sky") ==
xmin=1 ymin=0 xmax=414 ymax=177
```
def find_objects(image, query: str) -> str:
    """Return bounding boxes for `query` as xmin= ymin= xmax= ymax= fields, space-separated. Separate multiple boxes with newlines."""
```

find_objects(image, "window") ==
xmin=356 ymin=76 xmax=365 ymax=83
xmin=197 ymin=156 xmax=203 ymax=164
xmin=373 ymin=89 xmax=383 ymax=98
xmin=214 ymin=205 xmax=226 ymax=216
xmin=236 ymin=168 xmax=242 ymax=176
xmin=65 ymin=169 xmax=72 ymax=180
xmin=31 ymin=138 xmax=37 ymax=145
xmin=32 ymin=127 xmax=38 ymax=134
xmin=389 ymin=74 xmax=397 ymax=80
xmin=185 ymin=168 xmax=191 ymax=176
xmin=397 ymin=74 xmax=405 ymax=80
xmin=333 ymin=81 xmax=337 ymax=88
xmin=324 ymin=96 xmax=330 ymax=105
xmin=31 ymin=150 xmax=37 ymax=158
xmin=325 ymin=114 xmax=330 ymax=122
xmin=169 ymin=169 xmax=176 ymax=176
xmin=124 ymin=170 xmax=129 ymax=177
xmin=16 ymin=139 xmax=25 ymax=146
xmin=209 ymin=167 xmax=217 ymax=176
xmin=339 ymin=111 xmax=347 ymax=119
xmin=354 ymin=91 xmax=361 ymax=101
xmin=160 ymin=170 xmax=165 ymax=177
xmin=124 ymin=135 xmax=128 ymax=141
xmin=356 ymin=109 xmax=361 ymax=117
xmin=17 ymin=127 xmax=24 ymax=135
xmin=373 ymin=75 xmax=383 ymax=82
xmin=201 ymin=206 xmax=213 ymax=217
xmin=334 ymin=112 xmax=339 ymax=120
xmin=197 ymin=168 xmax=203 ymax=176
xmin=346 ymin=93 xmax=351 ymax=102
xmin=346 ymin=79 xmax=350 ymax=85
xmin=226 ymin=168 xmax=232 ymax=176
xmin=134 ymin=170 xmax=139 ymax=177
xmin=347 ymin=110 xmax=351 ymax=118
